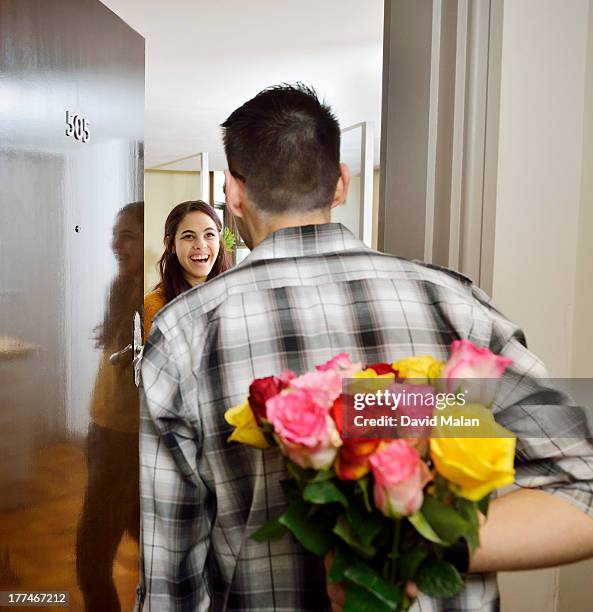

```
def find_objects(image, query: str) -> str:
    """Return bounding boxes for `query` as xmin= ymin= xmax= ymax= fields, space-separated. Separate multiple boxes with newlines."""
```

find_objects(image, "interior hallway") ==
xmin=0 ymin=440 xmax=138 ymax=611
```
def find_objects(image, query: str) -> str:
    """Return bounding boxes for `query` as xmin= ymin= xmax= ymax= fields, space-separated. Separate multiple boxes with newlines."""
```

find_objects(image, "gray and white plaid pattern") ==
xmin=138 ymin=223 xmax=593 ymax=611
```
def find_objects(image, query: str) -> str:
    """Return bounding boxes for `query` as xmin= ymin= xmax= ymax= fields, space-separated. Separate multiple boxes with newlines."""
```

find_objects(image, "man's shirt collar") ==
xmin=244 ymin=223 xmax=368 ymax=262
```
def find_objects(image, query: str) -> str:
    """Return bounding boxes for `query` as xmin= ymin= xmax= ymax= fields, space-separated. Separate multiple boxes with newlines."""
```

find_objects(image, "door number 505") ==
xmin=65 ymin=111 xmax=90 ymax=143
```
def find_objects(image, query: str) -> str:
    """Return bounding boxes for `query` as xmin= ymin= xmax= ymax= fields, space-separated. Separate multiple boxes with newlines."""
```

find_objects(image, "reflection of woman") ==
xmin=76 ymin=202 xmax=143 ymax=612
xmin=144 ymin=200 xmax=232 ymax=339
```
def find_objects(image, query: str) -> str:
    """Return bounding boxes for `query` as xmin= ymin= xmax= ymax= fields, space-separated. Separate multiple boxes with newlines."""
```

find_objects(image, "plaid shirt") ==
xmin=138 ymin=223 xmax=593 ymax=611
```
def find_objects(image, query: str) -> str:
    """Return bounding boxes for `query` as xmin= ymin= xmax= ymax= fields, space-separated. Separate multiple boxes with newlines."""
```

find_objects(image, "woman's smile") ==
xmin=189 ymin=253 xmax=210 ymax=264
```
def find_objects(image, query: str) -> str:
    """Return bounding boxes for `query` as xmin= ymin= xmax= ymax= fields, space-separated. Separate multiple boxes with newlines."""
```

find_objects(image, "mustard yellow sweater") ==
xmin=143 ymin=288 xmax=167 ymax=342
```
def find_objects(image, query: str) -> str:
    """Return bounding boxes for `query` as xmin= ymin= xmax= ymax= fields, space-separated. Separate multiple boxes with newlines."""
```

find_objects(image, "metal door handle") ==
xmin=132 ymin=310 xmax=143 ymax=387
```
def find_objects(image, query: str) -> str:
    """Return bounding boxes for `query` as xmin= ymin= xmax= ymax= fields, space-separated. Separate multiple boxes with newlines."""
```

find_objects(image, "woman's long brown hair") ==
xmin=156 ymin=200 xmax=232 ymax=303
xmin=96 ymin=201 xmax=144 ymax=349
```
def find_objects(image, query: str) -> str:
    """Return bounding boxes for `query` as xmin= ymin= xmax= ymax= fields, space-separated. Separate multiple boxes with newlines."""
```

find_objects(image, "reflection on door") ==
xmin=0 ymin=1 xmax=144 ymax=610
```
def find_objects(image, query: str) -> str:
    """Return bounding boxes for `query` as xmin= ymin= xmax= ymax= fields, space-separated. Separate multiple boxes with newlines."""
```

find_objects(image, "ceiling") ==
xmin=100 ymin=0 xmax=384 ymax=171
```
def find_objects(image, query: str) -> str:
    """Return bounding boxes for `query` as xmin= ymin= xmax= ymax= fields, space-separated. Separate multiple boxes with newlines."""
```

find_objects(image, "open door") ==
xmin=0 ymin=1 xmax=144 ymax=609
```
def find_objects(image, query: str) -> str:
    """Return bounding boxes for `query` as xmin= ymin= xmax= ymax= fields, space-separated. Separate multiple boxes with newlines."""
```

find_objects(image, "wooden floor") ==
xmin=0 ymin=441 xmax=138 ymax=611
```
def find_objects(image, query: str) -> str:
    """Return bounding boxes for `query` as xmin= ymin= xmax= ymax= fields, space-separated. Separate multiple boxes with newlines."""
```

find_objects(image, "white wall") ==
xmin=571 ymin=0 xmax=593 ymax=379
xmin=144 ymin=169 xmax=201 ymax=290
xmin=558 ymin=1 xmax=593 ymax=608
xmin=492 ymin=0 xmax=590 ymax=377
xmin=492 ymin=1 xmax=592 ymax=610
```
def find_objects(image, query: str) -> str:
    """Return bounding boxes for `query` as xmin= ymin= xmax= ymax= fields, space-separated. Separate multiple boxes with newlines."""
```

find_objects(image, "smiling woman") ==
xmin=175 ymin=211 xmax=221 ymax=285
xmin=143 ymin=200 xmax=232 ymax=340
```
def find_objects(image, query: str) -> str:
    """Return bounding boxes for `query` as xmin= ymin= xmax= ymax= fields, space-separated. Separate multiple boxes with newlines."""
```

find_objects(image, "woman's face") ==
xmin=174 ymin=211 xmax=220 ymax=286
xmin=112 ymin=211 xmax=143 ymax=276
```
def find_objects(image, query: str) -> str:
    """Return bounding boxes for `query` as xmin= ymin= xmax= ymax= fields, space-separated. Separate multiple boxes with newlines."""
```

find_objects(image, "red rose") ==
xmin=331 ymin=395 xmax=378 ymax=438
xmin=331 ymin=396 xmax=384 ymax=479
xmin=368 ymin=362 xmax=396 ymax=375
xmin=330 ymin=396 xmax=344 ymax=435
xmin=249 ymin=376 xmax=282 ymax=423
xmin=336 ymin=438 xmax=382 ymax=480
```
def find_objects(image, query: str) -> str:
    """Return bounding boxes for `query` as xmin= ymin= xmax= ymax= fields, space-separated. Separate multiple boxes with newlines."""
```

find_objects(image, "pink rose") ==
xmin=283 ymin=434 xmax=340 ymax=471
xmin=277 ymin=369 xmax=297 ymax=386
xmin=443 ymin=340 xmax=513 ymax=404
xmin=290 ymin=369 xmax=343 ymax=408
xmin=266 ymin=388 xmax=342 ymax=470
xmin=444 ymin=340 xmax=513 ymax=378
xmin=369 ymin=441 xmax=432 ymax=517
xmin=316 ymin=353 xmax=352 ymax=371
xmin=316 ymin=353 xmax=363 ymax=378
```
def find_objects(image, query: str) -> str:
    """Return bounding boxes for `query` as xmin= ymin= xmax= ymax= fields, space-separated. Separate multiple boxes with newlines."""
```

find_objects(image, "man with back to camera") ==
xmin=138 ymin=83 xmax=593 ymax=611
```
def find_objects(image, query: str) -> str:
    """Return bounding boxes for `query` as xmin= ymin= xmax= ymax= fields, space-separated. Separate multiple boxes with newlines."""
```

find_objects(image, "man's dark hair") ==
xmin=221 ymin=83 xmax=341 ymax=214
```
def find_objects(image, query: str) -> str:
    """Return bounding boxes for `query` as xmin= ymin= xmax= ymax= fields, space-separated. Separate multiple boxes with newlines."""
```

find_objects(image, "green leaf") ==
xmin=463 ymin=530 xmax=479 ymax=552
xmin=327 ymin=547 xmax=352 ymax=582
xmin=408 ymin=512 xmax=447 ymax=545
xmin=415 ymin=559 xmax=465 ymax=598
xmin=278 ymin=501 xmax=335 ymax=555
xmin=303 ymin=480 xmax=348 ymax=507
xmin=456 ymin=499 xmax=480 ymax=551
xmin=398 ymin=548 xmax=428 ymax=583
xmin=333 ymin=514 xmax=377 ymax=558
xmin=287 ymin=462 xmax=333 ymax=486
xmin=222 ymin=226 xmax=236 ymax=251
xmin=421 ymin=496 xmax=470 ymax=545
xmin=310 ymin=469 xmax=336 ymax=483
xmin=329 ymin=549 xmax=403 ymax=610
xmin=456 ymin=499 xmax=478 ymax=529
xmin=346 ymin=498 xmax=386 ymax=546
xmin=477 ymin=493 xmax=490 ymax=516
xmin=343 ymin=582 xmax=397 ymax=612
xmin=343 ymin=560 xmax=402 ymax=610
xmin=435 ymin=474 xmax=451 ymax=500
xmin=251 ymin=516 xmax=289 ymax=542
xmin=356 ymin=475 xmax=372 ymax=512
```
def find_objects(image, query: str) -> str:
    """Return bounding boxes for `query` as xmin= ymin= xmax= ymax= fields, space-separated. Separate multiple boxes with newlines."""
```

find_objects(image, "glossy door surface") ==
xmin=0 ymin=1 xmax=144 ymax=609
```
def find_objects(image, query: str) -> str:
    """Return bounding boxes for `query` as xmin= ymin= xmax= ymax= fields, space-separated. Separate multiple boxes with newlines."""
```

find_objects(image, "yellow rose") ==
xmin=430 ymin=403 xmax=515 ymax=501
xmin=224 ymin=400 xmax=270 ymax=449
xmin=392 ymin=355 xmax=444 ymax=383
xmin=348 ymin=368 xmax=395 ymax=395
xmin=353 ymin=368 xmax=395 ymax=380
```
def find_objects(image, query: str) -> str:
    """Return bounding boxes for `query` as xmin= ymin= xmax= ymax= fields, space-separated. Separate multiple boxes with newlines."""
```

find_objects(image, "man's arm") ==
xmin=139 ymin=326 xmax=212 ymax=611
xmin=470 ymin=488 xmax=593 ymax=572
xmin=448 ymin=283 xmax=593 ymax=573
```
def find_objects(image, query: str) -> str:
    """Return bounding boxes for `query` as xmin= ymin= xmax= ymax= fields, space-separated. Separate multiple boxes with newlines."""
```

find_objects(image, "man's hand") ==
xmin=323 ymin=552 xmax=344 ymax=612
xmin=324 ymin=552 xmax=417 ymax=612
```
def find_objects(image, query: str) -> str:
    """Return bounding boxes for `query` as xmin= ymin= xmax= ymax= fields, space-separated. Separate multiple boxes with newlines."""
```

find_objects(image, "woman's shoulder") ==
xmin=144 ymin=287 xmax=168 ymax=341
xmin=144 ymin=287 xmax=167 ymax=311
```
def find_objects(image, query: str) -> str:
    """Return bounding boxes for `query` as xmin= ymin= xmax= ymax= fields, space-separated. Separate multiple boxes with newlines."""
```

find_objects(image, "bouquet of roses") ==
xmin=224 ymin=341 xmax=516 ymax=611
